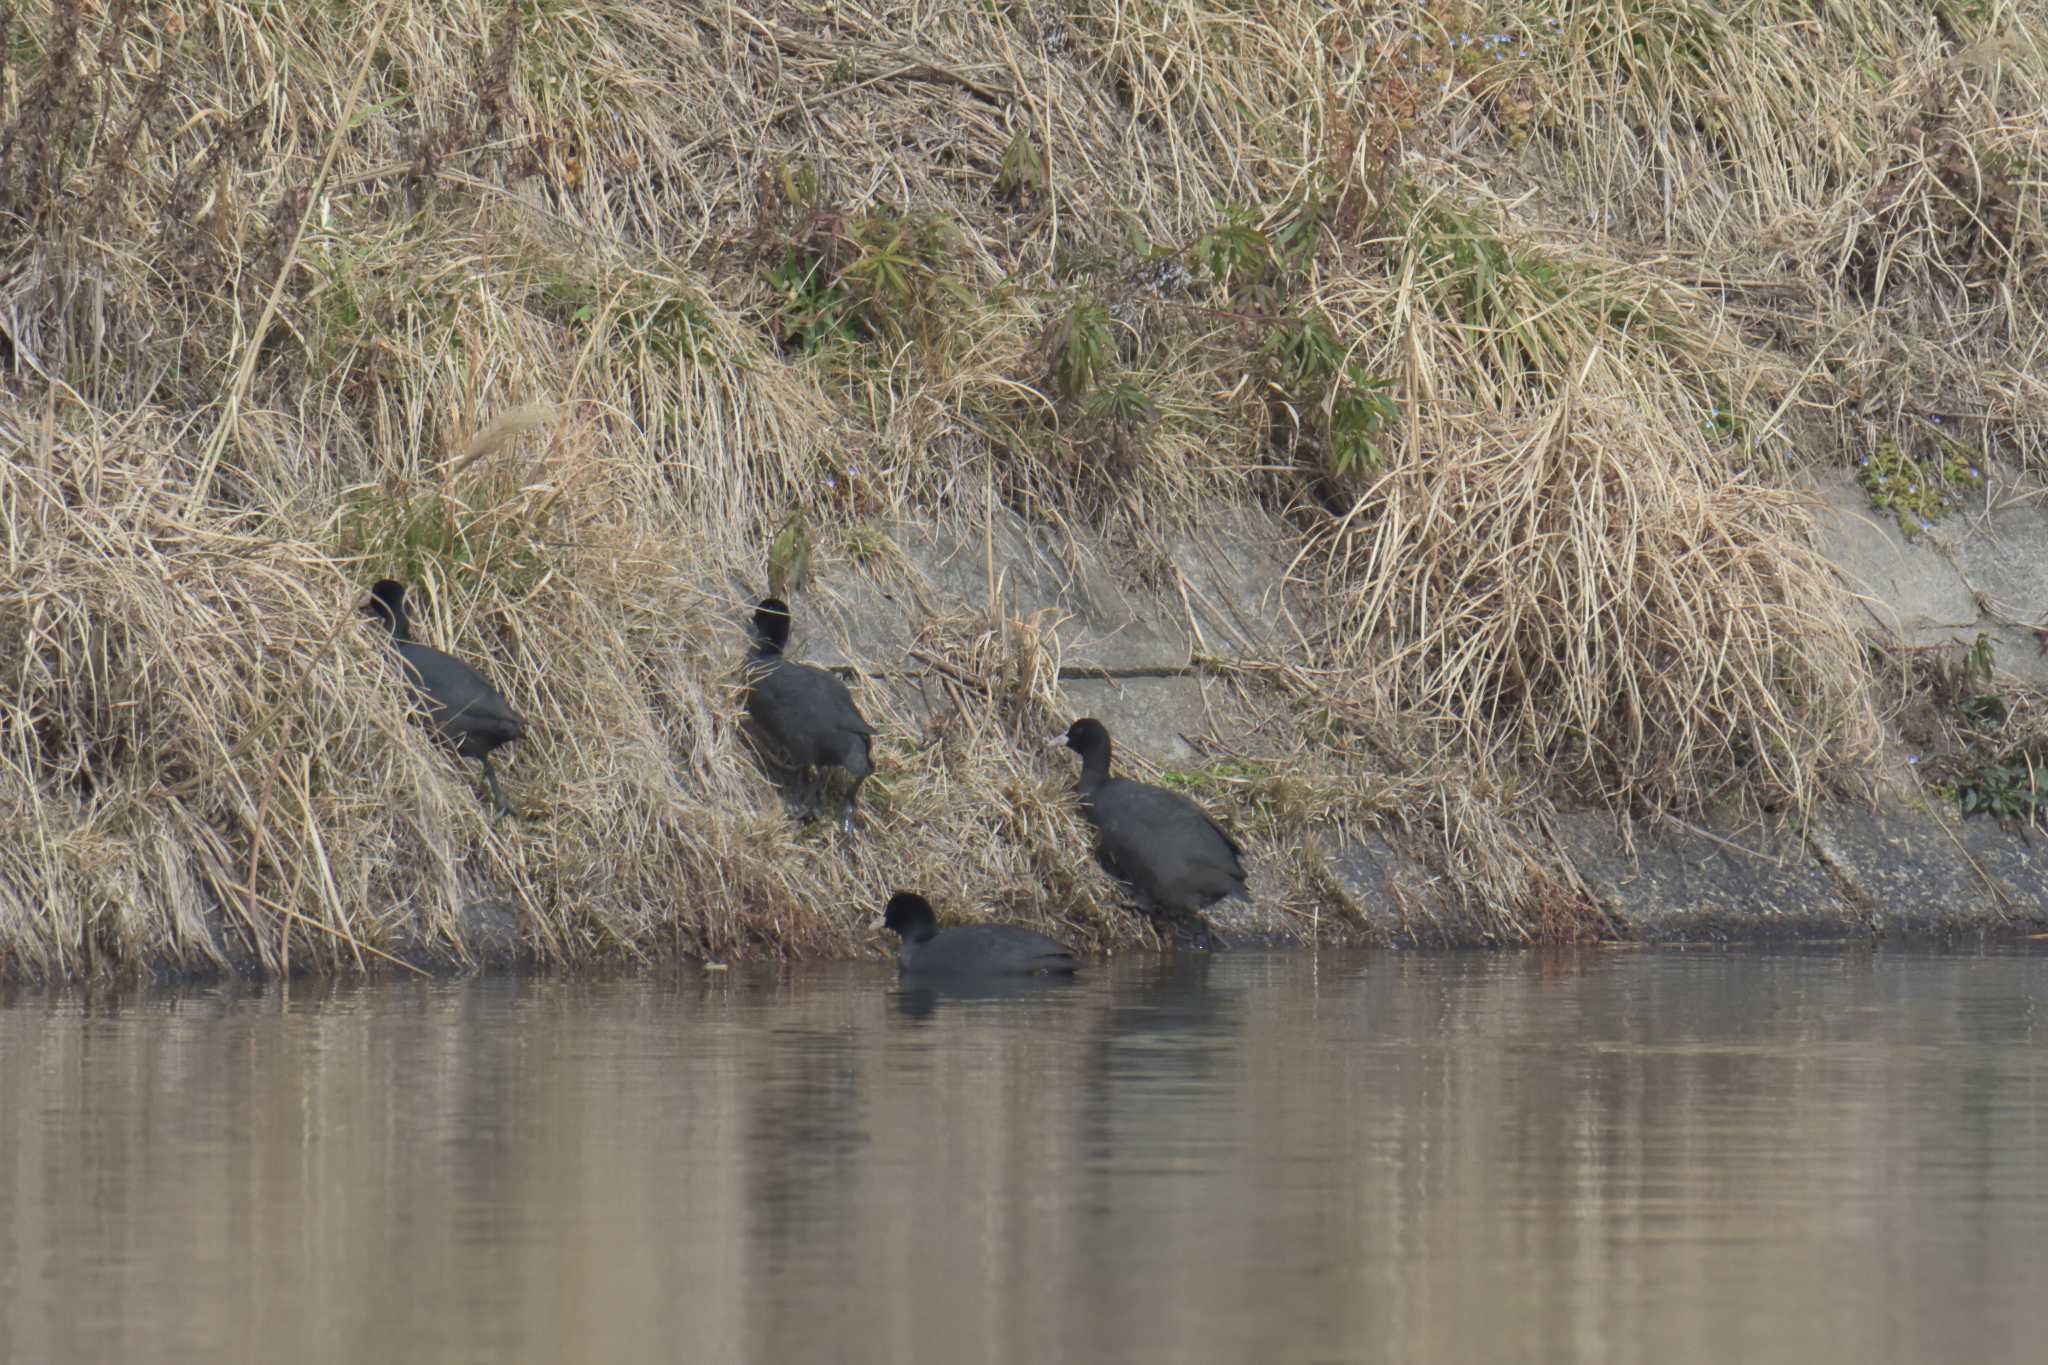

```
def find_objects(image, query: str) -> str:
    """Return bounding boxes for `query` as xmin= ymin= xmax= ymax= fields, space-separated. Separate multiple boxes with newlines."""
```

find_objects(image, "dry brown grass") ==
xmin=0 ymin=0 xmax=2041 ymax=976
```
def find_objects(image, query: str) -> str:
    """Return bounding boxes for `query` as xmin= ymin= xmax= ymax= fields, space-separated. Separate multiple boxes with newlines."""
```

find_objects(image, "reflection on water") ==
xmin=1 ymin=949 xmax=2043 ymax=1364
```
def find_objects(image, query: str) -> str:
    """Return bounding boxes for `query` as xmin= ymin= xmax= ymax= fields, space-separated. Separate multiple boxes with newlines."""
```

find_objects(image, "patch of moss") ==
xmin=1857 ymin=437 xmax=1982 ymax=536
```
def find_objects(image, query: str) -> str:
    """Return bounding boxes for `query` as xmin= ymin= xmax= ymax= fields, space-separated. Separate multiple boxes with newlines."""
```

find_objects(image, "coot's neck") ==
xmin=901 ymin=920 xmax=937 ymax=945
xmin=376 ymin=601 xmax=413 ymax=645
xmin=1075 ymin=742 xmax=1111 ymax=794
xmin=750 ymin=622 xmax=786 ymax=660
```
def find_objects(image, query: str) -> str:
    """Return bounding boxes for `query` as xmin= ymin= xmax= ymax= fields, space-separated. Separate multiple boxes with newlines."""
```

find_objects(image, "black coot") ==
xmin=877 ymin=892 xmax=1077 ymax=976
xmin=363 ymin=579 xmax=527 ymax=819
xmin=745 ymin=596 xmax=876 ymax=829
xmin=1052 ymin=717 xmax=1248 ymax=919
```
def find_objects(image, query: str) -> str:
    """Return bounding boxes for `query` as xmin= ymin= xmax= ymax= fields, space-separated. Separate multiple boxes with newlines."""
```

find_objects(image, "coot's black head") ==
xmin=1059 ymin=717 xmax=1111 ymax=761
xmin=881 ymin=891 xmax=939 ymax=944
xmin=752 ymin=596 xmax=793 ymax=654
xmin=363 ymin=579 xmax=410 ymax=638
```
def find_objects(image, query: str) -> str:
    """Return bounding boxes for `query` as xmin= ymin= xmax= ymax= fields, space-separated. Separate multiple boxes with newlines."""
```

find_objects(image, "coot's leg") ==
xmin=480 ymin=753 xmax=514 ymax=821
xmin=840 ymin=773 xmax=867 ymax=834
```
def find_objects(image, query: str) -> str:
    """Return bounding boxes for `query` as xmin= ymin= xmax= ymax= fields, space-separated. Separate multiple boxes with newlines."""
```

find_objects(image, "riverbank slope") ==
xmin=3 ymin=1 xmax=2045 ymax=979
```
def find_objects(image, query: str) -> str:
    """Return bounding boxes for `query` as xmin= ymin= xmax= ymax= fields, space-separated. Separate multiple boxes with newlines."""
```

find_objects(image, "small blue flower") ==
xmin=1908 ymin=755 xmax=1921 ymax=764
xmin=1931 ymin=415 xmax=1943 ymax=424
xmin=1969 ymin=466 xmax=1981 ymax=478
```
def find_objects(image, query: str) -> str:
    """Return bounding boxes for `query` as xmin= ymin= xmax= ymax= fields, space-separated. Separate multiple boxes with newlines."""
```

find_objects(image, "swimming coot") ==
xmin=744 ymin=596 xmax=876 ymax=829
xmin=363 ymin=579 xmax=527 ymax=819
xmin=877 ymin=892 xmax=1078 ymax=976
xmin=1052 ymin=718 xmax=1248 ymax=919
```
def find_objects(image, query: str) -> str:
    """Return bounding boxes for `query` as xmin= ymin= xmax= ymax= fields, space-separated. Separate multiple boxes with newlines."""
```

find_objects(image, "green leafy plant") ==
xmin=1083 ymin=375 xmax=1157 ymax=430
xmin=534 ymin=267 xmax=718 ymax=366
xmin=1403 ymin=202 xmax=1675 ymax=393
xmin=763 ymin=204 xmax=972 ymax=355
xmin=1963 ymin=633 xmax=1998 ymax=691
xmin=1261 ymin=313 xmax=1398 ymax=476
xmin=340 ymin=489 xmax=550 ymax=599
xmin=1326 ymin=372 xmax=1400 ymax=477
xmin=765 ymin=246 xmax=859 ymax=352
xmin=1700 ymin=402 xmax=1748 ymax=444
xmin=1157 ymin=758 xmax=1273 ymax=796
xmin=1050 ymin=294 xmax=1115 ymax=401
xmin=767 ymin=510 xmax=813 ymax=598
xmin=995 ymin=127 xmax=1044 ymax=202
xmin=1955 ymin=754 xmax=2043 ymax=820
xmin=1192 ymin=205 xmax=1271 ymax=292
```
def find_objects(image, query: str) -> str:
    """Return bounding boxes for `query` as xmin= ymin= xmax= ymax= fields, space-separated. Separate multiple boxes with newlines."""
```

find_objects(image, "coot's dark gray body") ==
xmin=745 ymin=597 xmax=875 ymax=827
xmin=364 ymin=579 xmax=526 ymax=818
xmin=1056 ymin=718 xmax=1247 ymax=918
xmin=879 ymin=892 xmax=1077 ymax=976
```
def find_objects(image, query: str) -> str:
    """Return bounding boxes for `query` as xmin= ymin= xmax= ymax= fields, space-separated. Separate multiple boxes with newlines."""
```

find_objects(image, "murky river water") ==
xmin=1 ymin=948 xmax=2042 ymax=1363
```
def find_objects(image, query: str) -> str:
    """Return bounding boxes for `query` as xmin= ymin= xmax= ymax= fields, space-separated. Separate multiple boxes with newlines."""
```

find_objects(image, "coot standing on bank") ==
xmin=362 ymin=579 xmax=527 ymax=819
xmin=1052 ymin=717 xmax=1248 ymax=921
xmin=744 ymin=596 xmax=876 ymax=830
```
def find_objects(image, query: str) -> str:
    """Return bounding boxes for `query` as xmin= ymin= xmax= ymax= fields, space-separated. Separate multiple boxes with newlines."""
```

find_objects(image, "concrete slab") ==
xmin=1947 ymin=499 xmax=2048 ymax=622
xmin=773 ymin=505 xmax=1311 ymax=675
xmin=1948 ymin=818 xmax=2048 ymax=923
xmin=1810 ymin=469 xmax=1977 ymax=645
xmin=1165 ymin=505 xmax=1306 ymax=659
xmin=1555 ymin=809 xmax=1858 ymax=941
xmin=1056 ymin=675 xmax=1214 ymax=766
xmin=1807 ymin=806 xmax=2024 ymax=935
xmin=1945 ymin=497 xmax=2048 ymax=682
xmin=1983 ymin=623 xmax=2048 ymax=684
xmin=1322 ymin=833 xmax=1478 ymax=946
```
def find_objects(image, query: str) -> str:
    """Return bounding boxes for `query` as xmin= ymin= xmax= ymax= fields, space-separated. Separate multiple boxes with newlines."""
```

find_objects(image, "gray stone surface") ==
xmin=1323 ymin=833 xmax=1483 ymax=946
xmin=1809 ymin=469 xmax=2048 ymax=682
xmin=1556 ymin=810 xmax=1859 ymax=941
xmin=1056 ymin=676 xmax=1214 ymax=766
xmin=788 ymin=503 xmax=1311 ymax=677
xmin=1942 ymin=498 xmax=2048 ymax=682
xmin=797 ymin=510 xmax=1194 ymax=673
xmin=1807 ymin=806 xmax=2035 ymax=935
xmin=1983 ymin=624 xmax=2048 ymax=684
xmin=1946 ymin=498 xmax=2048 ymax=622
xmin=1810 ymin=470 xmax=1977 ymax=645
xmin=1949 ymin=818 xmax=2048 ymax=919
xmin=455 ymin=898 xmax=534 ymax=970
xmin=1164 ymin=505 xmax=1305 ymax=659
xmin=1201 ymin=891 xmax=1323 ymax=947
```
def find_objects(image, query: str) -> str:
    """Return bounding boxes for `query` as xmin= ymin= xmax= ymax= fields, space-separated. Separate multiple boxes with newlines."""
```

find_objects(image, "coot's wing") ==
xmin=904 ymin=924 xmax=1077 ymax=975
xmin=1093 ymin=779 xmax=1243 ymax=868
xmin=395 ymin=642 xmax=525 ymax=742
xmin=788 ymin=661 xmax=876 ymax=737
xmin=977 ymin=924 xmax=1078 ymax=973
xmin=746 ymin=658 xmax=824 ymax=763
